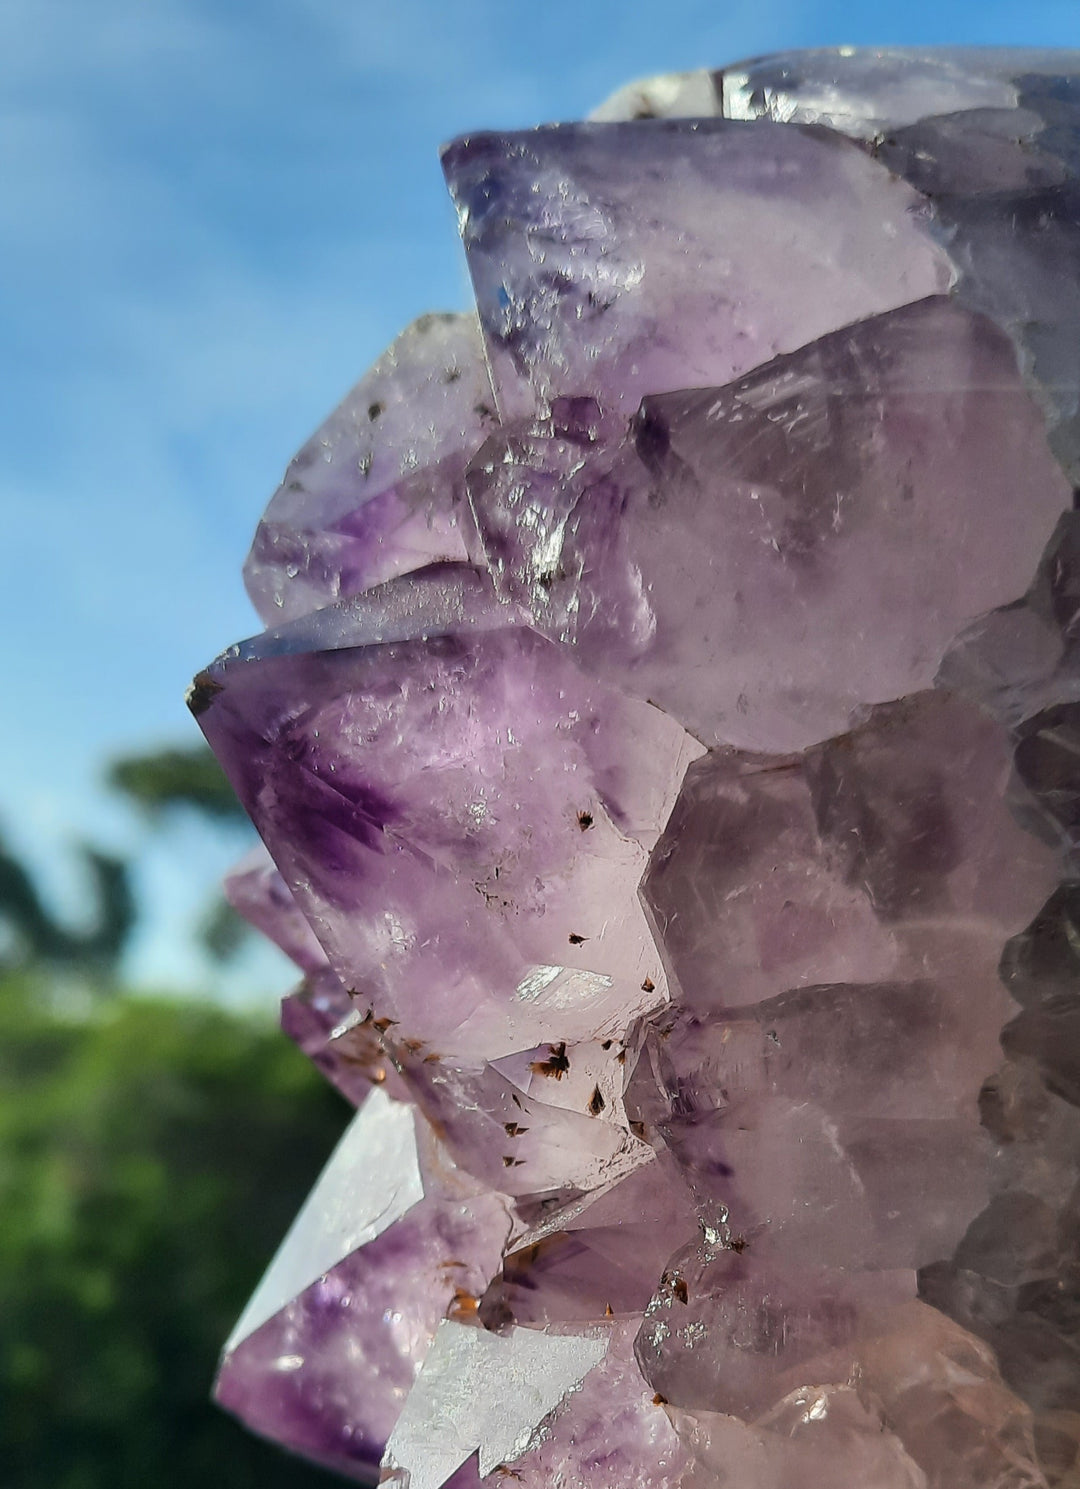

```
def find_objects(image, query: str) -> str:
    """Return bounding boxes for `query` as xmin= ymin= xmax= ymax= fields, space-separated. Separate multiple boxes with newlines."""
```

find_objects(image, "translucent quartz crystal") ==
xmin=245 ymin=315 xmax=493 ymax=625
xmin=194 ymin=48 xmax=1080 ymax=1489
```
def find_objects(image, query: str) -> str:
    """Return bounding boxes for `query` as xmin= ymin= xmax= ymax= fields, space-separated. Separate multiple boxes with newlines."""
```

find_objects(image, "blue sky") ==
xmin=5 ymin=0 xmax=1080 ymax=999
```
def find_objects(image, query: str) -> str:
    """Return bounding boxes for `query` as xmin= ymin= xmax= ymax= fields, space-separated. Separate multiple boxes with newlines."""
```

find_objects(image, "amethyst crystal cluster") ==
xmin=193 ymin=49 xmax=1080 ymax=1489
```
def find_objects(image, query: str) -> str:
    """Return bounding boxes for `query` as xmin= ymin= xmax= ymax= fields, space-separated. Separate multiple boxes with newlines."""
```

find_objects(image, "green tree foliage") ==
xmin=198 ymin=895 xmax=252 ymax=964
xmin=0 ymin=741 xmax=247 ymax=978
xmin=0 ymin=837 xmax=135 ymax=977
xmin=0 ymin=976 xmax=349 ymax=1488
xmin=107 ymin=744 xmax=248 ymax=824
xmin=107 ymin=740 xmax=259 ymax=965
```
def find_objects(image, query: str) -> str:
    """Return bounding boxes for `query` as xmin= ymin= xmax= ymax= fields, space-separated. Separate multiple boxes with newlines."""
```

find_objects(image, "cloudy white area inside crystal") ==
xmin=194 ymin=48 xmax=1080 ymax=1489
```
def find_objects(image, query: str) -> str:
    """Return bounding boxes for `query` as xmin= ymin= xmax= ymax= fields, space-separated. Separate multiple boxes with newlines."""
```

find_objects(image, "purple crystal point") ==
xmin=245 ymin=314 xmax=495 ymax=625
xmin=442 ymin=117 xmax=951 ymax=424
xmin=194 ymin=47 xmax=1080 ymax=1489
xmin=225 ymin=846 xmax=328 ymax=975
xmin=215 ymin=1088 xmax=512 ymax=1480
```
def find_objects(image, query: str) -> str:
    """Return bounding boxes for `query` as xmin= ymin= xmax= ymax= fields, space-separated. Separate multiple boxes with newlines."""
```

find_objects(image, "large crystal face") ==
xmin=193 ymin=49 xmax=1080 ymax=1489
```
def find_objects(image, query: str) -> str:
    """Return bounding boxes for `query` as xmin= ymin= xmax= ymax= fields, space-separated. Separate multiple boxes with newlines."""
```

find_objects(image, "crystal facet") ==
xmin=193 ymin=48 xmax=1080 ymax=1489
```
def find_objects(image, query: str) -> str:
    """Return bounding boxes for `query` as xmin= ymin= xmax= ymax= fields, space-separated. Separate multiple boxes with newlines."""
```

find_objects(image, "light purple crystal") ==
xmin=442 ymin=116 xmax=951 ymax=424
xmin=215 ymin=1090 xmax=511 ymax=1480
xmin=467 ymin=298 xmax=1070 ymax=751
xmin=245 ymin=314 xmax=495 ymax=625
xmin=193 ymin=48 xmax=1080 ymax=1489
xmin=225 ymin=846 xmax=328 ymax=976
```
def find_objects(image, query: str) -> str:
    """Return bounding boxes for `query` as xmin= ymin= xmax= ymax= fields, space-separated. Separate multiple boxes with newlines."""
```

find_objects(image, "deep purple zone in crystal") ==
xmin=192 ymin=48 xmax=1080 ymax=1489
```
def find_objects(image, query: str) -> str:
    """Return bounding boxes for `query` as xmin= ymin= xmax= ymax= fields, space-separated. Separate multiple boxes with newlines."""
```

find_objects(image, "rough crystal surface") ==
xmin=194 ymin=47 xmax=1080 ymax=1489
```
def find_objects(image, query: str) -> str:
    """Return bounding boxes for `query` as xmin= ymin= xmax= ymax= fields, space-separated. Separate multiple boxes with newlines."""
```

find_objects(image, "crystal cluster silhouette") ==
xmin=193 ymin=49 xmax=1080 ymax=1489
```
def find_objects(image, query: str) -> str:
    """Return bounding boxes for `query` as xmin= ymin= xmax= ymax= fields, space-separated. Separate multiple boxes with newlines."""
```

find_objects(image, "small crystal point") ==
xmin=245 ymin=314 xmax=494 ymax=625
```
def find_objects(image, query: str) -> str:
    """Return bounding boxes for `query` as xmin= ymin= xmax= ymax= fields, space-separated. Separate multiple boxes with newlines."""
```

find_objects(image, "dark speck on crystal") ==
xmin=186 ymin=671 xmax=223 ymax=717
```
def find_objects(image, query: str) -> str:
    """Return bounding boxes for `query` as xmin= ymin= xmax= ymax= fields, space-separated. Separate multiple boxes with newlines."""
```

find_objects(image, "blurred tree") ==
xmin=0 ymin=836 xmax=135 ymax=977
xmin=0 ymin=742 xmax=248 ymax=979
xmin=108 ymin=741 xmax=258 ymax=965
xmin=0 ymin=975 xmax=350 ymax=1489
xmin=107 ymin=744 xmax=248 ymax=824
xmin=198 ymin=895 xmax=253 ymax=964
